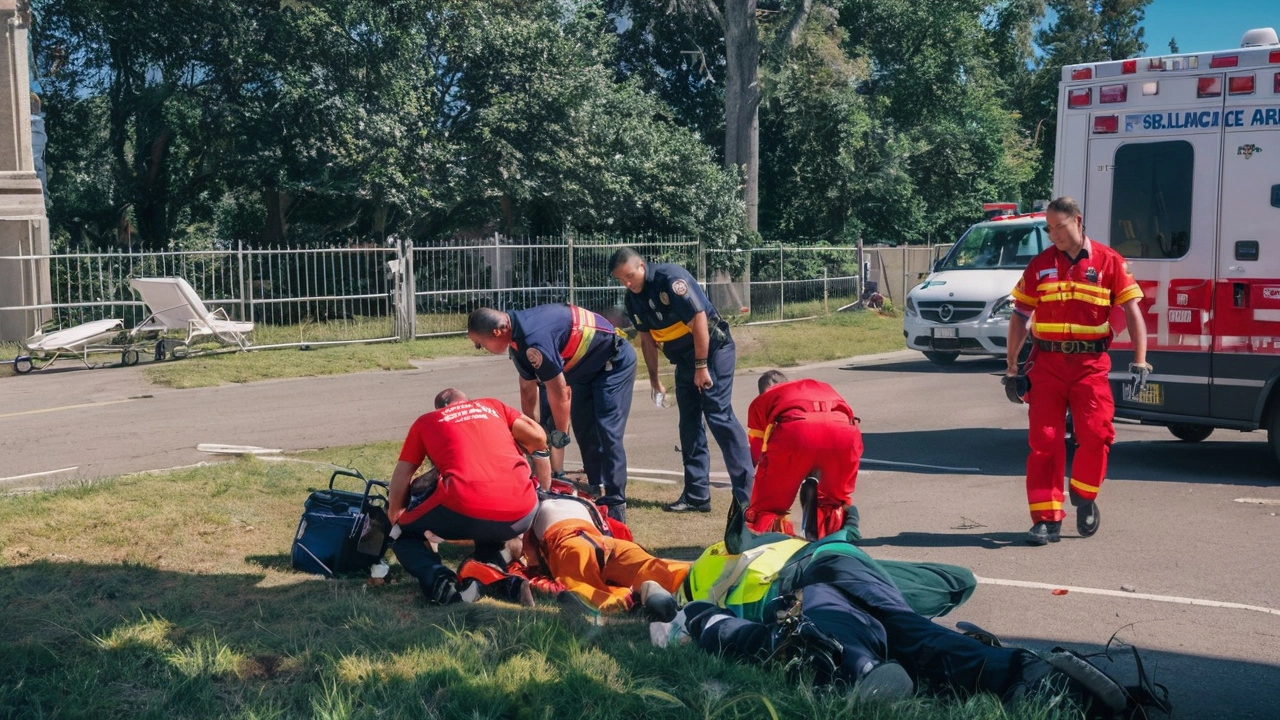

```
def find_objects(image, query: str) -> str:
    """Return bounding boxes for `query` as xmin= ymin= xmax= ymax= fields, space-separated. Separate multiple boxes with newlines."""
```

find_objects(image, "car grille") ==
xmin=918 ymin=301 xmax=987 ymax=323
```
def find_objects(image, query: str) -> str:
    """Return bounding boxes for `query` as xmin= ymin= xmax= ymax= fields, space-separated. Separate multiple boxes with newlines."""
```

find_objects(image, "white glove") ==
xmin=1128 ymin=362 xmax=1153 ymax=393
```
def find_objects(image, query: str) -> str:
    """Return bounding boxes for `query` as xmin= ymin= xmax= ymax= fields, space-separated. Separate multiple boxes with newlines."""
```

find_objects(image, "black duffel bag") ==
xmin=290 ymin=468 xmax=391 ymax=577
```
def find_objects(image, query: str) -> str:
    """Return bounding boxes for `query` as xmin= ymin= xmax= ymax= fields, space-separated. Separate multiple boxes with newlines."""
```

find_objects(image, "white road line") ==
xmin=0 ymin=398 xmax=136 ymax=420
xmin=976 ymin=576 xmax=1280 ymax=617
xmin=862 ymin=458 xmax=981 ymax=472
xmin=1234 ymin=497 xmax=1280 ymax=505
xmin=0 ymin=466 xmax=79 ymax=483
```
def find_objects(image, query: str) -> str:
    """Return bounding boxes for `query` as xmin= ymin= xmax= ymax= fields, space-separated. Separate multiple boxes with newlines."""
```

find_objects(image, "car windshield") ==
xmin=940 ymin=222 xmax=1048 ymax=270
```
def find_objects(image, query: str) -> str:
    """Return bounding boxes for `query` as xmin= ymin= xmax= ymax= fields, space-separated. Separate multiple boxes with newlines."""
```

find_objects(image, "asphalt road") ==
xmin=3 ymin=350 xmax=1279 ymax=718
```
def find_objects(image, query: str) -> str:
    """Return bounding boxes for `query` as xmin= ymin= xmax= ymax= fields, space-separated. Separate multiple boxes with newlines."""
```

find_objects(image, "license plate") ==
xmin=932 ymin=327 xmax=958 ymax=339
xmin=1122 ymin=382 xmax=1162 ymax=406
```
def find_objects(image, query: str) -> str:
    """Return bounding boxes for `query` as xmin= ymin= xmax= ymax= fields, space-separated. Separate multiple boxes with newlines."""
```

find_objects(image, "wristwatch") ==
xmin=548 ymin=429 xmax=571 ymax=448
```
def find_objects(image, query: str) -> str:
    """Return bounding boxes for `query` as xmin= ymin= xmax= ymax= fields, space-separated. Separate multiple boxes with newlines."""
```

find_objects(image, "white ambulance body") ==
xmin=1054 ymin=27 xmax=1280 ymax=463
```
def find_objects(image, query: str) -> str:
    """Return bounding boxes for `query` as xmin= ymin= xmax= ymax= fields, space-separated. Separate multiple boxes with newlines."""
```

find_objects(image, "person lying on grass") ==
xmin=648 ymin=501 xmax=1163 ymax=717
xmin=522 ymin=490 xmax=686 ymax=619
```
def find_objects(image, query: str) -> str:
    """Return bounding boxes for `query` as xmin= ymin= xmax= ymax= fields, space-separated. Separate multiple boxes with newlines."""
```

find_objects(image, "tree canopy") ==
xmin=31 ymin=0 xmax=1153 ymax=250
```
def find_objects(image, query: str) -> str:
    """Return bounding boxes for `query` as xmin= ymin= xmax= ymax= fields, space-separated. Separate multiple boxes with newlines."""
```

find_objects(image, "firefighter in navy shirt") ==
xmin=609 ymin=247 xmax=753 ymax=513
xmin=468 ymin=304 xmax=637 ymax=521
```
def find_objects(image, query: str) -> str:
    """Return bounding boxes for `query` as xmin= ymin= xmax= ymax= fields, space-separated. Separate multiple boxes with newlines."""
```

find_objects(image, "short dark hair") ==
xmin=467 ymin=307 xmax=508 ymax=335
xmin=1046 ymin=196 xmax=1081 ymax=217
xmin=758 ymin=370 xmax=788 ymax=394
xmin=434 ymin=388 xmax=468 ymax=408
xmin=608 ymin=247 xmax=643 ymax=272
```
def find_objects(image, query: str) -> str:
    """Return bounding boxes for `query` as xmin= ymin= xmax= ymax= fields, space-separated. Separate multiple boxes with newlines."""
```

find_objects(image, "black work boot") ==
xmin=798 ymin=476 xmax=819 ymax=541
xmin=1027 ymin=521 xmax=1062 ymax=545
xmin=1070 ymin=489 xmax=1100 ymax=537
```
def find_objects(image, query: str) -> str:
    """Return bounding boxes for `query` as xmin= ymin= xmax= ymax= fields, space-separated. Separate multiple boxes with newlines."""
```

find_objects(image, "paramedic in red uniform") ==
xmin=743 ymin=370 xmax=862 ymax=539
xmin=1005 ymin=196 xmax=1150 ymax=546
xmin=387 ymin=388 xmax=552 ymax=604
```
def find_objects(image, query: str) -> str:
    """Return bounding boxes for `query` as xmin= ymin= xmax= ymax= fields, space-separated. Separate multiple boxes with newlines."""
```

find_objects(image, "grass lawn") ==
xmin=0 ymin=446 xmax=1068 ymax=720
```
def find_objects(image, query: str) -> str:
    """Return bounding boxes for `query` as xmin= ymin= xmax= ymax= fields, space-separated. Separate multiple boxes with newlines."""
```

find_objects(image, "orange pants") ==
xmin=540 ymin=519 xmax=689 ymax=611
xmin=744 ymin=417 xmax=861 ymax=539
xmin=1025 ymin=351 xmax=1114 ymax=523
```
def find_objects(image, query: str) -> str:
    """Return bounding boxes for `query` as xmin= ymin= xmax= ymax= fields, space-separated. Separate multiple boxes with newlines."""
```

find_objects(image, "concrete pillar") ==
xmin=0 ymin=0 xmax=51 ymax=342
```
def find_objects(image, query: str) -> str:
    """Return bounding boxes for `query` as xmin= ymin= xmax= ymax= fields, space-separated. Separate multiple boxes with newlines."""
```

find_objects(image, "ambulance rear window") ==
xmin=1109 ymin=141 xmax=1194 ymax=260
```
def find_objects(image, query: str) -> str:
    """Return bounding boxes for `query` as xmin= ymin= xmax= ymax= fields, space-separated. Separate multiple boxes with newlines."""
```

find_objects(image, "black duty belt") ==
xmin=1036 ymin=339 xmax=1109 ymax=354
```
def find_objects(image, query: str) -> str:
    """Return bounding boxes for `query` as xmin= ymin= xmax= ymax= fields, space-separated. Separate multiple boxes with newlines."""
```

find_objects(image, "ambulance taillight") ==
xmin=1068 ymin=88 xmax=1091 ymax=108
xmin=1093 ymin=116 xmax=1119 ymax=134
xmin=1227 ymin=75 xmax=1255 ymax=95
xmin=1099 ymin=84 xmax=1127 ymax=103
xmin=1197 ymin=77 xmax=1222 ymax=98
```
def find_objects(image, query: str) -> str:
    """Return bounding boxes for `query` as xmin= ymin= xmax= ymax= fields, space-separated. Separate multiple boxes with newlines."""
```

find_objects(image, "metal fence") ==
xmin=1 ymin=237 xmax=943 ymax=348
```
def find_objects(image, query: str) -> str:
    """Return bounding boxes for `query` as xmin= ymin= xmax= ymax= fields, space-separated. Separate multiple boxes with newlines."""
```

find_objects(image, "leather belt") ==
xmin=1036 ymin=339 xmax=1108 ymax=354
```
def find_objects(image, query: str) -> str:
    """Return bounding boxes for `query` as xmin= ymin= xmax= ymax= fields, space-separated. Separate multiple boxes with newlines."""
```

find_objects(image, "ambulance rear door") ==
xmin=1083 ymin=74 xmax=1224 ymax=420
xmin=1212 ymin=68 xmax=1280 ymax=425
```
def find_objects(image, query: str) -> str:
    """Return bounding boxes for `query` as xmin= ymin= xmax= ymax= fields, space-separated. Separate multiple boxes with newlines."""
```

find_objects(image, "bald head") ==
xmin=434 ymin=388 xmax=468 ymax=409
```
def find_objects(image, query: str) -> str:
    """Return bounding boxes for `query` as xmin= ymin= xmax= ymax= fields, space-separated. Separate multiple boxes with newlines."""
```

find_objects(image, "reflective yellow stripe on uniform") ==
xmin=1069 ymin=478 xmax=1099 ymax=494
xmin=649 ymin=322 xmax=692 ymax=343
xmin=1115 ymin=284 xmax=1143 ymax=305
xmin=1036 ymin=281 xmax=1110 ymax=299
xmin=1028 ymin=500 xmax=1063 ymax=512
xmin=1031 ymin=321 xmax=1110 ymax=338
xmin=1011 ymin=287 xmax=1037 ymax=307
xmin=1038 ymin=291 xmax=1111 ymax=307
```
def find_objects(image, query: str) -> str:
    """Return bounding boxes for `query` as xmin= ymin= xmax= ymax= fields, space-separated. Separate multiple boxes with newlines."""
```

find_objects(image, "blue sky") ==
xmin=1142 ymin=0 xmax=1276 ymax=53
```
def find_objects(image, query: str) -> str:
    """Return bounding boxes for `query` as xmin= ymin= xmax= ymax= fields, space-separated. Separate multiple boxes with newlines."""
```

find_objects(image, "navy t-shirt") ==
xmin=624 ymin=262 xmax=720 ymax=362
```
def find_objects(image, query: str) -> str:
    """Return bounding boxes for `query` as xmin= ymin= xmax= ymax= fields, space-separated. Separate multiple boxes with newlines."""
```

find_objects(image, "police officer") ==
xmin=609 ymin=247 xmax=753 ymax=512
xmin=468 ymin=304 xmax=637 ymax=522
xmin=1005 ymin=196 xmax=1150 ymax=546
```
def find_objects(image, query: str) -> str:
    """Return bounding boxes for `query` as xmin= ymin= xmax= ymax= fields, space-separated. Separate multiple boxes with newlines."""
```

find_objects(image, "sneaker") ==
xmin=1027 ymin=521 xmax=1062 ymax=545
xmin=426 ymin=571 xmax=479 ymax=605
xmin=664 ymin=498 xmax=711 ymax=513
xmin=854 ymin=661 xmax=915 ymax=703
xmin=638 ymin=580 xmax=678 ymax=622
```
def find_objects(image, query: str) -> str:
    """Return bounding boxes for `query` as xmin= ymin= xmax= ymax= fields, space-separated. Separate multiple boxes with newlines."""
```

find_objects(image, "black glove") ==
xmin=548 ymin=429 xmax=571 ymax=448
xmin=1128 ymin=362 xmax=1153 ymax=393
xmin=1002 ymin=374 xmax=1030 ymax=404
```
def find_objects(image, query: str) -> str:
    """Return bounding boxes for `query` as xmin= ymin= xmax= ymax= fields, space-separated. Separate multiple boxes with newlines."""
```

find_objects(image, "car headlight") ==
xmin=991 ymin=296 xmax=1014 ymax=319
xmin=905 ymin=296 xmax=917 ymax=317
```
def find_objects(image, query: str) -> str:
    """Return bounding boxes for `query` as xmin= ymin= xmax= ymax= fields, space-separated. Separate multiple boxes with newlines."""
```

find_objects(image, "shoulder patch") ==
xmin=526 ymin=348 xmax=543 ymax=369
xmin=659 ymin=291 xmax=670 ymax=305
xmin=1123 ymin=261 xmax=1133 ymax=275
xmin=672 ymin=279 xmax=689 ymax=297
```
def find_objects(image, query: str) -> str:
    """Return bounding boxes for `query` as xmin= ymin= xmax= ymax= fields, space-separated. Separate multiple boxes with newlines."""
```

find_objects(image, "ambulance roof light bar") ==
xmin=982 ymin=202 xmax=1019 ymax=220
xmin=1240 ymin=27 xmax=1278 ymax=48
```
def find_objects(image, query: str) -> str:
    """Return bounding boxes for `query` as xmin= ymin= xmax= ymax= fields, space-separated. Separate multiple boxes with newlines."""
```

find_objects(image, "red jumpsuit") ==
xmin=1011 ymin=239 xmax=1142 ymax=523
xmin=743 ymin=379 xmax=862 ymax=538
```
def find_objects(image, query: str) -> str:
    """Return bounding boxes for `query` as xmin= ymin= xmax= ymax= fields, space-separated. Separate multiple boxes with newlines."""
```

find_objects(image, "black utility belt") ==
xmin=1036 ymin=339 xmax=1108 ymax=354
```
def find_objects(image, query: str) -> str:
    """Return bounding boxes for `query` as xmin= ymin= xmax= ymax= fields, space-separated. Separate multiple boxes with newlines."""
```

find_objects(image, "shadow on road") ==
xmin=862 ymin=428 xmax=1030 ymax=477
xmin=858 ymin=530 xmax=1031 ymax=550
xmin=841 ymin=357 xmax=1006 ymax=375
xmin=862 ymin=427 xmax=1278 ymax=486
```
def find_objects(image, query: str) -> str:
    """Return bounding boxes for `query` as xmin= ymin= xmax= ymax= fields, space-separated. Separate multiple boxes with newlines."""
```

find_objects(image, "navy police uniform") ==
xmin=507 ymin=304 xmax=637 ymax=514
xmin=624 ymin=263 xmax=753 ymax=505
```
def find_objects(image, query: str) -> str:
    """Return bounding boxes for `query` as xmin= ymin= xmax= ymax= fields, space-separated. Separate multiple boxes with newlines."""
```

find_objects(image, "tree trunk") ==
xmin=723 ymin=0 xmax=760 ymax=232
xmin=262 ymin=189 xmax=294 ymax=246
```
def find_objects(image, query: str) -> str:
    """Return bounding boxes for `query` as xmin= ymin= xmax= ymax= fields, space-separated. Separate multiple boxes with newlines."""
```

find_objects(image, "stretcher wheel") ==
xmin=121 ymin=349 xmax=140 ymax=367
xmin=13 ymin=355 xmax=33 ymax=374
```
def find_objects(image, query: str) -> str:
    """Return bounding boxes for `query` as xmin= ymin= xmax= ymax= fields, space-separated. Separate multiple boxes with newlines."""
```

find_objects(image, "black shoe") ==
xmin=638 ymin=580 xmax=678 ymax=622
xmin=606 ymin=503 xmax=627 ymax=524
xmin=425 ymin=571 xmax=479 ymax=605
xmin=1076 ymin=500 xmax=1099 ymax=537
xmin=1069 ymin=489 xmax=1100 ymax=537
xmin=1027 ymin=521 xmax=1062 ymax=545
xmin=664 ymin=498 xmax=711 ymax=513
xmin=854 ymin=661 xmax=915 ymax=703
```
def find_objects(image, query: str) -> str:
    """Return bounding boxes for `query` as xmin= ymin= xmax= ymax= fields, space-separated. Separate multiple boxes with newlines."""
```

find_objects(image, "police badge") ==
xmin=526 ymin=347 xmax=543 ymax=369
xmin=672 ymin=279 xmax=689 ymax=297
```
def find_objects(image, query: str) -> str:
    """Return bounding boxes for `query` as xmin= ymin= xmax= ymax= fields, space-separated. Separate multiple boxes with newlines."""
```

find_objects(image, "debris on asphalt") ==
xmin=1121 ymin=584 xmax=1137 ymax=593
xmin=1051 ymin=588 xmax=1068 ymax=596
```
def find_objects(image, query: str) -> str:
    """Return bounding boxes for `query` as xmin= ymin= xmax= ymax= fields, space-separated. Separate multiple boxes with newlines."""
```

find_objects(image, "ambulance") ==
xmin=1054 ymin=27 xmax=1280 ymax=465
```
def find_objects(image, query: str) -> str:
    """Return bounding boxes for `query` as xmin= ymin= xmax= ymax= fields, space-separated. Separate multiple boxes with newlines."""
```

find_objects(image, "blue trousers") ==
xmin=673 ymin=337 xmax=753 ymax=505
xmin=691 ymin=556 xmax=1035 ymax=698
xmin=569 ymin=339 xmax=637 ymax=511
